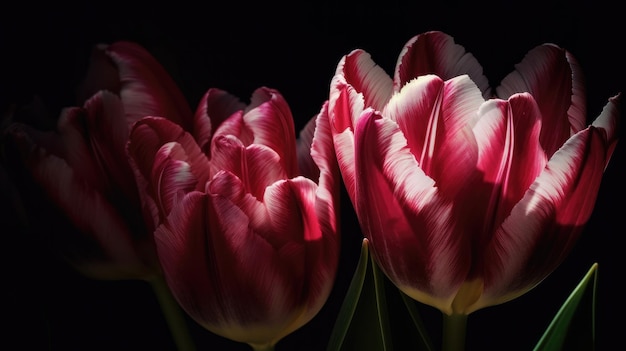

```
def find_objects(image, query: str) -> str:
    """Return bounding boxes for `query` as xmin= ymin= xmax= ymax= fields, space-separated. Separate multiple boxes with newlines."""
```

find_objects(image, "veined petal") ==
xmin=475 ymin=124 xmax=611 ymax=313
xmin=10 ymin=130 xmax=149 ymax=279
xmin=394 ymin=31 xmax=491 ymax=98
xmin=212 ymin=135 xmax=288 ymax=200
xmin=384 ymin=74 xmax=482 ymax=198
xmin=204 ymin=173 xmax=308 ymax=345
xmin=307 ymin=102 xmax=340 ymax=235
xmin=472 ymin=93 xmax=547 ymax=240
xmin=103 ymin=41 xmax=194 ymax=129
xmin=264 ymin=177 xmax=339 ymax=319
xmin=83 ymin=91 xmax=137 ymax=201
xmin=336 ymin=49 xmax=393 ymax=112
xmin=127 ymin=116 xmax=210 ymax=229
xmin=496 ymin=44 xmax=586 ymax=157
xmin=240 ymin=88 xmax=298 ymax=177
xmin=354 ymin=109 xmax=464 ymax=314
xmin=55 ymin=107 xmax=104 ymax=189
xmin=151 ymin=142 xmax=199 ymax=219
xmin=591 ymin=94 xmax=621 ymax=166
xmin=193 ymin=88 xmax=246 ymax=154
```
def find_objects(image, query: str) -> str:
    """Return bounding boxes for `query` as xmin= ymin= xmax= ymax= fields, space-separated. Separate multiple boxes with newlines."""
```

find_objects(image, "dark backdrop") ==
xmin=2 ymin=1 xmax=624 ymax=350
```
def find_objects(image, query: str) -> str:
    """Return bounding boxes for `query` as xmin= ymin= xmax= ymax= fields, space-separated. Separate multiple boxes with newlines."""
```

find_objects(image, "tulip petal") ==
xmin=477 ymin=123 xmax=611 ymax=313
xmin=394 ymin=31 xmax=491 ymax=98
xmin=472 ymin=93 xmax=547 ymax=239
xmin=265 ymin=177 xmax=339 ymax=320
xmin=308 ymin=102 xmax=340 ymax=235
xmin=591 ymin=94 xmax=621 ymax=165
xmin=496 ymin=44 xmax=586 ymax=156
xmin=384 ymin=74 xmax=483 ymax=198
xmin=151 ymin=142 xmax=199 ymax=220
xmin=193 ymin=88 xmax=246 ymax=153
xmin=102 ymin=41 xmax=194 ymax=129
xmin=212 ymin=135 xmax=288 ymax=200
xmin=336 ymin=49 xmax=393 ymax=113
xmin=82 ymin=91 xmax=137 ymax=202
xmin=9 ymin=129 xmax=148 ymax=279
xmin=127 ymin=116 xmax=210 ymax=229
xmin=243 ymin=88 xmax=299 ymax=177
xmin=354 ymin=109 xmax=465 ymax=314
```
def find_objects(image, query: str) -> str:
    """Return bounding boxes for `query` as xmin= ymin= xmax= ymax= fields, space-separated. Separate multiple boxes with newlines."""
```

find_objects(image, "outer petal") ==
xmin=471 ymin=93 xmax=547 ymax=244
xmin=474 ymin=120 xmax=614 ymax=314
xmin=9 ymin=128 xmax=150 ymax=280
xmin=82 ymin=91 xmax=137 ymax=202
xmin=127 ymin=116 xmax=211 ymax=230
xmin=383 ymin=74 xmax=483 ymax=199
xmin=211 ymin=135 xmax=288 ymax=200
xmin=354 ymin=109 xmax=464 ymax=315
xmin=243 ymin=88 xmax=299 ymax=177
xmin=307 ymin=102 xmax=340 ymax=236
xmin=394 ymin=31 xmax=491 ymax=98
xmin=496 ymin=44 xmax=586 ymax=156
xmin=193 ymin=88 xmax=246 ymax=153
xmin=90 ymin=41 xmax=193 ymax=129
xmin=335 ymin=49 xmax=393 ymax=113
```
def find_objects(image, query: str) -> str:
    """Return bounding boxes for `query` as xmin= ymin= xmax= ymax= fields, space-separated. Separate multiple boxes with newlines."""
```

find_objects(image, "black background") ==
xmin=2 ymin=1 xmax=624 ymax=350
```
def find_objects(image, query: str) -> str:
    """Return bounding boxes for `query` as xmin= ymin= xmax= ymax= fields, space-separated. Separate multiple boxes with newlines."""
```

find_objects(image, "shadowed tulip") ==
xmin=328 ymin=30 xmax=620 ymax=318
xmin=126 ymin=87 xmax=340 ymax=350
xmin=7 ymin=40 xmax=193 ymax=280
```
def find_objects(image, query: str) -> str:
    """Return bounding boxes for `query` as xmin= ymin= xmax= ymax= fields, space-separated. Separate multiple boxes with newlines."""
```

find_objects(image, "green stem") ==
xmin=149 ymin=277 xmax=197 ymax=351
xmin=442 ymin=314 xmax=467 ymax=351
xmin=250 ymin=343 xmax=275 ymax=351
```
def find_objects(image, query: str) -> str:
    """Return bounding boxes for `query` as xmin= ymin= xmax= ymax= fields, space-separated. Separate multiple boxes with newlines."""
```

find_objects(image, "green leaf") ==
xmin=533 ymin=263 xmax=598 ymax=351
xmin=326 ymin=239 xmax=370 ymax=351
xmin=326 ymin=238 xmax=394 ymax=351
xmin=399 ymin=291 xmax=436 ymax=351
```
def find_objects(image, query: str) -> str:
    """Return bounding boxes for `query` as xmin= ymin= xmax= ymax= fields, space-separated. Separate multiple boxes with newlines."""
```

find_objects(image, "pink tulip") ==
xmin=8 ymin=41 xmax=193 ymax=280
xmin=126 ymin=87 xmax=340 ymax=349
xmin=329 ymin=30 xmax=620 ymax=316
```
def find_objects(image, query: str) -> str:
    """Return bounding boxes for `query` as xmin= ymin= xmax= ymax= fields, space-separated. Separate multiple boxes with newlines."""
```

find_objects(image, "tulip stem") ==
xmin=150 ymin=277 xmax=197 ymax=351
xmin=442 ymin=313 xmax=467 ymax=351
xmin=250 ymin=344 xmax=275 ymax=351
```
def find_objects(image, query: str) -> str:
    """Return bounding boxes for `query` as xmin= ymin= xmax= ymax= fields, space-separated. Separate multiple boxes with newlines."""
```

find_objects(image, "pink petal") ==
xmin=205 ymin=173 xmax=307 ymax=342
xmin=591 ymin=94 xmax=621 ymax=166
xmin=307 ymin=102 xmax=340 ymax=235
xmin=328 ymin=81 xmax=363 ymax=202
xmin=10 ymin=130 xmax=150 ymax=279
xmin=383 ymin=74 xmax=483 ymax=198
xmin=477 ymin=124 xmax=611 ymax=312
xmin=496 ymin=44 xmax=586 ymax=157
xmin=193 ymin=88 xmax=246 ymax=153
xmin=54 ymin=107 xmax=104 ymax=189
xmin=104 ymin=41 xmax=194 ymax=130
xmin=354 ymin=109 xmax=465 ymax=314
xmin=394 ymin=31 xmax=491 ymax=98
xmin=127 ymin=117 xmax=210 ymax=229
xmin=151 ymin=142 xmax=200 ymax=220
xmin=83 ymin=91 xmax=138 ymax=202
xmin=264 ymin=177 xmax=339 ymax=314
xmin=335 ymin=49 xmax=393 ymax=113
xmin=240 ymin=88 xmax=299 ymax=177
xmin=211 ymin=135 xmax=288 ymax=200
xmin=472 ymin=93 xmax=547 ymax=242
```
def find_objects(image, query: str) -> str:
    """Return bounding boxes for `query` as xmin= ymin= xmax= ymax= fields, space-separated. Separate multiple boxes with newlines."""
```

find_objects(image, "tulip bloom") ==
xmin=126 ymin=87 xmax=340 ymax=350
xmin=8 ymin=41 xmax=193 ymax=280
xmin=329 ymin=30 xmax=620 ymax=317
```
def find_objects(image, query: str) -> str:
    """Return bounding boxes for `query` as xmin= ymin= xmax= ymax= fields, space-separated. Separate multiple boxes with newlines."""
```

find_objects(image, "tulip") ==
xmin=126 ymin=87 xmax=340 ymax=350
xmin=6 ymin=41 xmax=197 ymax=350
xmin=328 ymin=30 xmax=619 ymax=348
xmin=7 ymin=41 xmax=193 ymax=279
